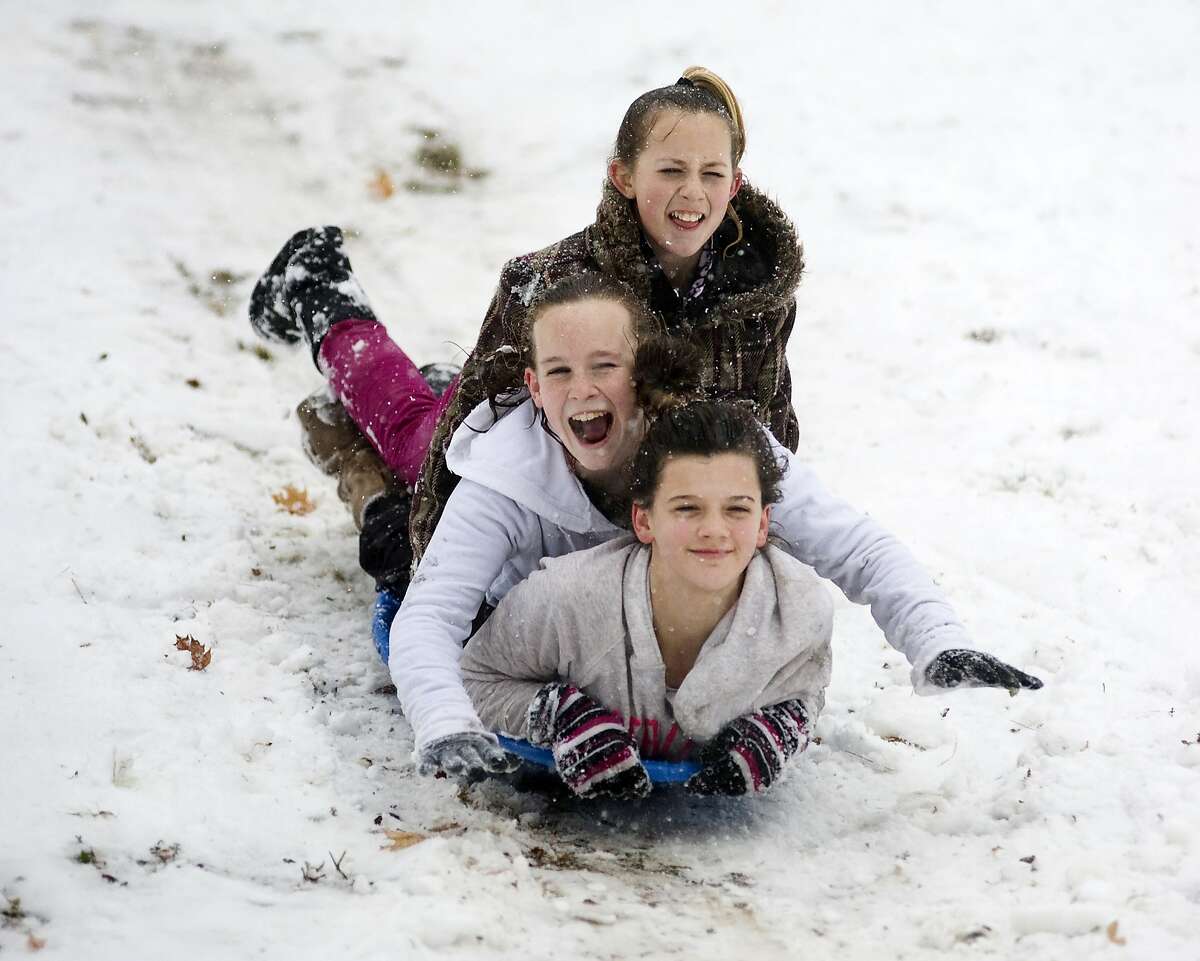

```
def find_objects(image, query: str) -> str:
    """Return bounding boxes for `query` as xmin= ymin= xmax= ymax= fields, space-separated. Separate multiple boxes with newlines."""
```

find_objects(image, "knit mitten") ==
xmin=925 ymin=649 xmax=1043 ymax=693
xmin=528 ymin=683 xmax=651 ymax=800
xmin=248 ymin=225 xmax=376 ymax=364
xmin=686 ymin=699 xmax=810 ymax=797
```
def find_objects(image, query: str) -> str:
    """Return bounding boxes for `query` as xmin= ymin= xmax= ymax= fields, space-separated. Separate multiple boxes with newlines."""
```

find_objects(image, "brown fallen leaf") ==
xmin=381 ymin=830 xmax=425 ymax=852
xmin=272 ymin=484 xmax=315 ymax=515
xmin=174 ymin=634 xmax=212 ymax=671
xmin=368 ymin=169 xmax=395 ymax=200
xmin=1106 ymin=920 xmax=1126 ymax=945
xmin=28 ymin=933 xmax=46 ymax=951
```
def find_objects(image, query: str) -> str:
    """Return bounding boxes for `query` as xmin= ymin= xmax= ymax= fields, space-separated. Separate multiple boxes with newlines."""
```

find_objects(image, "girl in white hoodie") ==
xmin=391 ymin=273 xmax=1042 ymax=779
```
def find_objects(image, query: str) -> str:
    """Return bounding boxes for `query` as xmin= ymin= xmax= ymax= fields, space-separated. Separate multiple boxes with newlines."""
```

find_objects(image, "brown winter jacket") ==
xmin=409 ymin=179 xmax=804 ymax=560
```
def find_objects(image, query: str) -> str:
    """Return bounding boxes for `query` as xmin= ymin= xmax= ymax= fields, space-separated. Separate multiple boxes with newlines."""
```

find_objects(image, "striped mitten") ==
xmin=527 ymin=683 xmax=651 ymax=800
xmin=686 ymin=699 xmax=811 ymax=797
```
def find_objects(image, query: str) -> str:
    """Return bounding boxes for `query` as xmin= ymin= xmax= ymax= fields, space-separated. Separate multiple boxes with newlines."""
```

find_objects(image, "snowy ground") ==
xmin=2 ymin=3 xmax=1198 ymax=958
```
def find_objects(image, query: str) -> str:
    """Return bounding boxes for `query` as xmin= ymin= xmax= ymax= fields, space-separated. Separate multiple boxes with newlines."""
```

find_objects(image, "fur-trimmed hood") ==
xmin=587 ymin=179 xmax=804 ymax=332
xmin=409 ymin=177 xmax=805 ymax=562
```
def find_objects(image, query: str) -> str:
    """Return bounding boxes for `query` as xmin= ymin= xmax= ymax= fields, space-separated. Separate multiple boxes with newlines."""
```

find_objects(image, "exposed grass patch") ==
xmin=236 ymin=339 xmax=275 ymax=363
xmin=401 ymin=128 xmax=489 ymax=195
xmin=173 ymin=259 xmax=249 ymax=317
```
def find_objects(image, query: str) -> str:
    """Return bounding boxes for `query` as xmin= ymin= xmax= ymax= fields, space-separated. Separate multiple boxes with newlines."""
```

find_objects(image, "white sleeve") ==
xmin=388 ymin=478 xmax=541 ymax=749
xmin=766 ymin=435 xmax=971 ymax=692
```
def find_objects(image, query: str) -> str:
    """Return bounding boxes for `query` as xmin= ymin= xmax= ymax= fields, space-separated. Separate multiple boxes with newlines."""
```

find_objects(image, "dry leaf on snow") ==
xmin=1106 ymin=920 xmax=1127 ymax=945
xmin=272 ymin=485 xmax=315 ymax=515
xmin=368 ymin=169 xmax=395 ymax=200
xmin=174 ymin=634 xmax=212 ymax=671
xmin=381 ymin=830 xmax=425 ymax=852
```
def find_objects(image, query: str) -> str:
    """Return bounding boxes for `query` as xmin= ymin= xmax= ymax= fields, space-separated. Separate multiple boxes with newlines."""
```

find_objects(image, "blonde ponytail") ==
xmin=680 ymin=65 xmax=746 ymax=165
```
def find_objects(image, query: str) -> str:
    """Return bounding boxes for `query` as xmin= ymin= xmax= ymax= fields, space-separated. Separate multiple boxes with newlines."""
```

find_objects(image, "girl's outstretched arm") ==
xmin=766 ymin=435 xmax=1037 ymax=693
xmin=389 ymin=478 xmax=542 ymax=756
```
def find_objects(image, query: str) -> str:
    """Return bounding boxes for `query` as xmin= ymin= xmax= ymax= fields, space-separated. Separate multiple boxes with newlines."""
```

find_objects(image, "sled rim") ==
xmin=496 ymin=734 xmax=699 ymax=784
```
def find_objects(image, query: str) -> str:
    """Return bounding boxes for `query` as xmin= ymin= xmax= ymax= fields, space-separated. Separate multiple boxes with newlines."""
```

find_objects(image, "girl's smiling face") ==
xmin=609 ymin=109 xmax=741 ymax=284
xmin=524 ymin=298 xmax=644 ymax=481
xmin=632 ymin=452 xmax=770 ymax=596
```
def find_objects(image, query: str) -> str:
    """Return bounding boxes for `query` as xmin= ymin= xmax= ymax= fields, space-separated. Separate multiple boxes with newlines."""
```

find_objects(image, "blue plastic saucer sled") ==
xmin=372 ymin=589 xmax=699 ymax=785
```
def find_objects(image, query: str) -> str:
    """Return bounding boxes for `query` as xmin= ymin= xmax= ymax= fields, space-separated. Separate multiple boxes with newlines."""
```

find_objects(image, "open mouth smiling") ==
xmin=568 ymin=410 xmax=613 ymax=445
xmin=669 ymin=211 xmax=705 ymax=229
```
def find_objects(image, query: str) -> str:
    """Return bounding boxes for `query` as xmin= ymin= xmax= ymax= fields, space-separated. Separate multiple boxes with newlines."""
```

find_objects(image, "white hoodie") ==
xmin=389 ymin=397 xmax=969 ymax=750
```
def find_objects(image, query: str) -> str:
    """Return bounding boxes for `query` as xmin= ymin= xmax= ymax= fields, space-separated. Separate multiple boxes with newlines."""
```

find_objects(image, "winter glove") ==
xmin=359 ymin=492 xmax=414 ymax=592
xmin=248 ymin=225 xmax=376 ymax=363
xmin=686 ymin=699 xmax=810 ymax=797
xmin=528 ymin=683 xmax=651 ymax=800
xmin=925 ymin=649 xmax=1043 ymax=693
xmin=417 ymin=732 xmax=521 ymax=778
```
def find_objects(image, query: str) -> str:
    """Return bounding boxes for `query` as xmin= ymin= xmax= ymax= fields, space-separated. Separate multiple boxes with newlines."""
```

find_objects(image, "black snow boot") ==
xmin=248 ymin=226 xmax=377 ymax=365
xmin=359 ymin=490 xmax=414 ymax=593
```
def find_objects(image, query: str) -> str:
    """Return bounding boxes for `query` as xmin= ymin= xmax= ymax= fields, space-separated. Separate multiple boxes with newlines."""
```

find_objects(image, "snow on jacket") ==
xmin=408 ymin=179 xmax=805 ymax=561
xmin=460 ymin=538 xmax=834 ymax=762
xmin=389 ymin=396 xmax=972 ymax=751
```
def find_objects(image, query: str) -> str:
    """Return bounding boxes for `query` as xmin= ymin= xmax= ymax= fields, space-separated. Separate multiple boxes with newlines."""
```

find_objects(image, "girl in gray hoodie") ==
xmin=461 ymin=399 xmax=835 ymax=799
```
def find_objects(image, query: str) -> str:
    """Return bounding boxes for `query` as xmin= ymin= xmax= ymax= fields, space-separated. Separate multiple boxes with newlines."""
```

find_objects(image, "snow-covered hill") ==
xmin=2 ymin=3 xmax=1197 ymax=958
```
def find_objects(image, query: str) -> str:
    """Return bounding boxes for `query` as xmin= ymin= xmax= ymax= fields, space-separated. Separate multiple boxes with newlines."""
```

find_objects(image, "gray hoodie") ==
xmin=460 ymin=537 xmax=834 ymax=761
xmin=393 ymin=396 xmax=971 ymax=752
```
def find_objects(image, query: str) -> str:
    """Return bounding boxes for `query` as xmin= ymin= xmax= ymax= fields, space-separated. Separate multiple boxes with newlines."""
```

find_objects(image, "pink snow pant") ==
xmin=318 ymin=318 xmax=460 ymax=488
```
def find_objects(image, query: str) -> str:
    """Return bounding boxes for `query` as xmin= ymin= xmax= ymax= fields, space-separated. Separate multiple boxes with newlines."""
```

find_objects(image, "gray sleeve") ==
xmin=459 ymin=568 xmax=568 ymax=738
xmin=755 ymin=651 xmax=832 ymax=729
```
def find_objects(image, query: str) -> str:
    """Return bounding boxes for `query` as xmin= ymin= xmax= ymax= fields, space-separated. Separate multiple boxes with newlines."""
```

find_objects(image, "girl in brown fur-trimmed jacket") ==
xmin=249 ymin=66 xmax=805 ymax=589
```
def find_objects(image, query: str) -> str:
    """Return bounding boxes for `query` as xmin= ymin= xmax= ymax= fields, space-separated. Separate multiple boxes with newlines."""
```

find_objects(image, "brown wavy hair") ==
xmin=472 ymin=271 xmax=657 ymax=427
xmin=630 ymin=400 xmax=786 ymax=507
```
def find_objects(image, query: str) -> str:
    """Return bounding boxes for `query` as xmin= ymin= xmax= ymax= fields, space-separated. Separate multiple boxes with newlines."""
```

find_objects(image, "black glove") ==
xmin=925 ymin=649 xmax=1043 ymax=693
xmin=359 ymin=492 xmax=413 ymax=592
xmin=686 ymin=699 xmax=810 ymax=797
xmin=417 ymin=732 xmax=521 ymax=778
